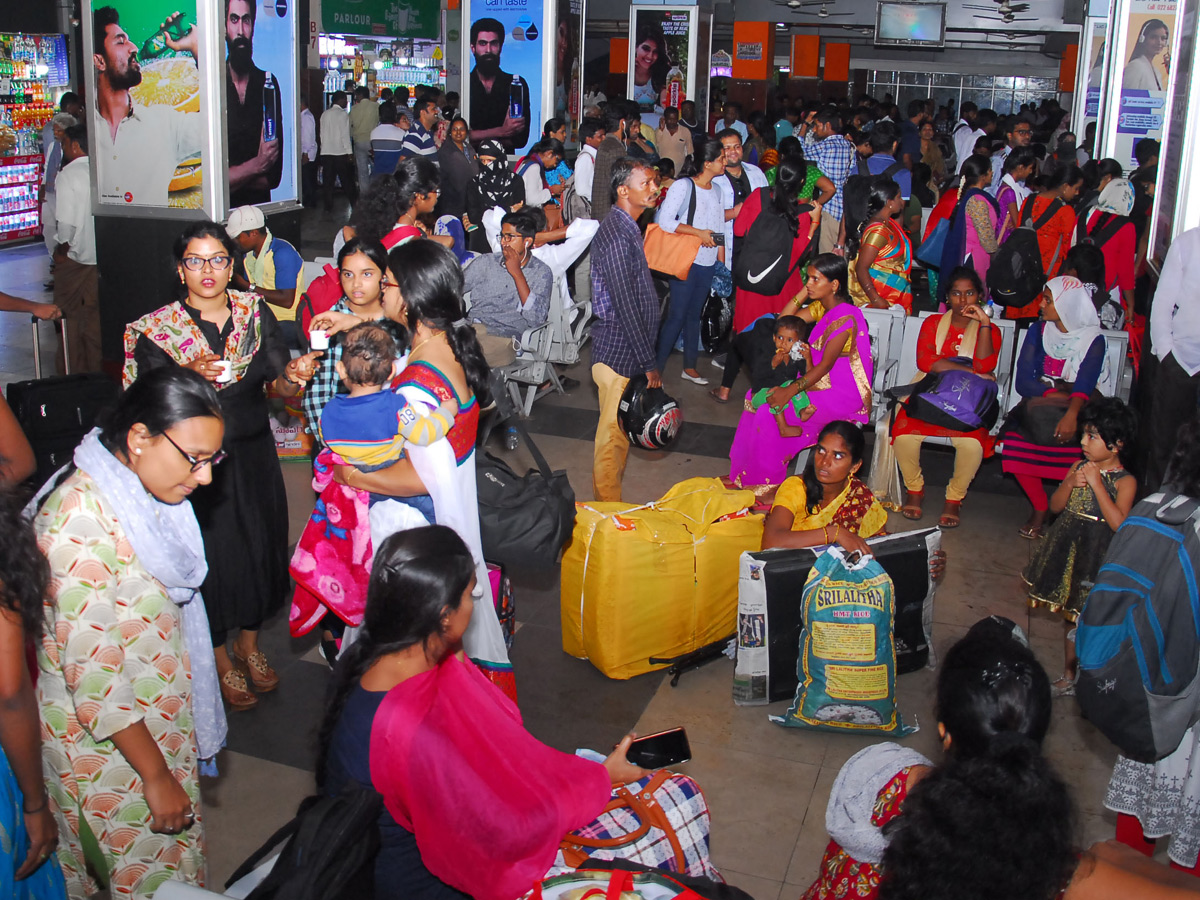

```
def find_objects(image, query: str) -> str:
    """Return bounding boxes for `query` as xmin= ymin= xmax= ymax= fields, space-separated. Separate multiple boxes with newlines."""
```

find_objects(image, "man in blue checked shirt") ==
xmin=799 ymin=107 xmax=855 ymax=254
xmin=589 ymin=157 xmax=661 ymax=501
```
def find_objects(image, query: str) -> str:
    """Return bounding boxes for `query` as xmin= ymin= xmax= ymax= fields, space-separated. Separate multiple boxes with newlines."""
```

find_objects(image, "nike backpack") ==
xmin=1075 ymin=492 xmax=1200 ymax=763
xmin=732 ymin=188 xmax=813 ymax=296
xmin=987 ymin=197 xmax=1063 ymax=308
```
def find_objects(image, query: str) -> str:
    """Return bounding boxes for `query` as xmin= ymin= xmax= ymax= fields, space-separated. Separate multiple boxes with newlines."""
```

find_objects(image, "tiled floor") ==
xmin=0 ymin=220 xmax=1138 ymax=897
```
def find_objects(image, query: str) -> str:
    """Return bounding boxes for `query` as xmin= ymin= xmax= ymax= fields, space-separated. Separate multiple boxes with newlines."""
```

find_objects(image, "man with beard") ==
xmin=227 ymin=0 xmax=283 ymax=206
xmin=468 ymin=17 xmax=530 ymax=153
xmin=92 ymin=6 xmax=203 ymax=206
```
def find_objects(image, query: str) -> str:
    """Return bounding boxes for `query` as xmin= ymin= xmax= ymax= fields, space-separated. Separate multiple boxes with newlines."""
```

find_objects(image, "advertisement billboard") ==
xmin=553 ymin=0 xmax=583 ymax=144
xmin=89 ymin=1 xmax=209 ymax=211
xmin=466 ymin=0 xmax=544 ymax=156
xmin=321 ymin=0 xmax=440 ymax=40
xmin=225 ymin=0 xmax=297 ymax=207
xmin=1111 ymin=0 xmax=1177 ymax=169
xmin=627 ymin=7 xmax=696 ymax=130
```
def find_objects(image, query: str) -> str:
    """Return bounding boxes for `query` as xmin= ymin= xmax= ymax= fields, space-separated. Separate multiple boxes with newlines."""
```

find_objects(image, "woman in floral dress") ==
xmin=34 ymin=367 xmax=227 ymax=899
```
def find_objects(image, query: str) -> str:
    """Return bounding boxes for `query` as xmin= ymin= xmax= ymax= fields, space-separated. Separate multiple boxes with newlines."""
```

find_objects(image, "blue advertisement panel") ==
xmin=466 ymin=0 xmax=544 ymax=156
xmin=226 ymin=0 xmax=297 ymax=207
xmin=1113 ymin=0 xmax=1176 ymax=168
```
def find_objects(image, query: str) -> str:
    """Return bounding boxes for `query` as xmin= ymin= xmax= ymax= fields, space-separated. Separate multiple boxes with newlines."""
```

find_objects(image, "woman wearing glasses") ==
xmin=122 ymin=222 xmax=322 ymax=711
xmin=32 ymin=367 xmax=226 ymax=898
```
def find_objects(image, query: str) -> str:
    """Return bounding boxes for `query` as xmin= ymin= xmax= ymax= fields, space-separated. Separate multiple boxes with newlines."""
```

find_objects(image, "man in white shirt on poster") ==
xmin=92 ymin=5 xmax=203 ymax=208
xmin=53 ymin=123 xmax=102 ymax=374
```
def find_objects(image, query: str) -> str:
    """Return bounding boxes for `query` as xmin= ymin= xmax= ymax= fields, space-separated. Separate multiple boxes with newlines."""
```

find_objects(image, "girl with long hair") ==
xmin=123 ymin=223 xmax=323 ymax=710
xmin=847 ymin=177 xmax=913 ymax=313
xmin=1003 ymin=162 xmax=1084 ymax=323
xmin=631 ymin=21 xmax=670 ymax=112
xmin=1123 ymin=19 xmax=1170 ymax=91
xmin=937 ymin=155 xmax=1002 ymax=307
xmin=654 ymin=138 xmax=727 ymax=385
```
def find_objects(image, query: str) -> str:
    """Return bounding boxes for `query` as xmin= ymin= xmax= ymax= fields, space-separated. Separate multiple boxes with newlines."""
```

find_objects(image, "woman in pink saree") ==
xmin=318 ymin=526 xmax=721 ymax=900
xmin=729 ymin=254 xmax=873 ymax=487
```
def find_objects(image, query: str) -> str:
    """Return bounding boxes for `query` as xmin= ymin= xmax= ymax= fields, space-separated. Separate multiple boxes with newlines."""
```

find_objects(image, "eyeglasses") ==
xmin=1013 ymin=128 xmax=1032 ymax=136
xmin=162 ymin=431 xmax=227 ymax=473
xmin=498 ymin=232 xmax=523 ymax=242
xmin=182 ymin=255 xmax=233 ymax=271
xmin=379 ymin=279 xmax=397 ymax=290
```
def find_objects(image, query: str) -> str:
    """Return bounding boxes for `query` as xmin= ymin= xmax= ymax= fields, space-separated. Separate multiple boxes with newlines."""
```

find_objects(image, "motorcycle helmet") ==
xmin=618 ymin=374 xmax=683 ymax=451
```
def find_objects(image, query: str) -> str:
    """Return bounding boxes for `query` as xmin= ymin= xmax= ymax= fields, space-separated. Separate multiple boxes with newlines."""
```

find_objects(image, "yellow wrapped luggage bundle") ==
xmin=561 ymin=478 xmax=765 ymax=679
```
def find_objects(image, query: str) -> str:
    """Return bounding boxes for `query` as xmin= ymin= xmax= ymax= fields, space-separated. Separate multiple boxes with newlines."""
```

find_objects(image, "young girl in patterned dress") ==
xmin=802 ymin=617 xmax=1049 ymax=900
xmin=1024 ymin=397 xmax=1138 ymax=695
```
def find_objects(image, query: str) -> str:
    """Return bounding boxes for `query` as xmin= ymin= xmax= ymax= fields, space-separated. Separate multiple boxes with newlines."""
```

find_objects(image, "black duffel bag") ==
xmin=478 ymin=417 xmax=575 ymax=568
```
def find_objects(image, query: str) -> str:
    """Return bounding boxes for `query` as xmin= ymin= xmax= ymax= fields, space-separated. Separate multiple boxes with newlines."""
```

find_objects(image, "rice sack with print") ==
xmin=772 ymin=546 xmax=916 ymax=735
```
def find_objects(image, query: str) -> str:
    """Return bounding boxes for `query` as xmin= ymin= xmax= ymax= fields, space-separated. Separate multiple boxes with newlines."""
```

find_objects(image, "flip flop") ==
xmin=708 ymin=388 xmax=730 ymax=404
xmin=938 ymin=500 xmax=962 ymax=528
xmin=1018 ymin=524 xmax=1044 ymax=540
xmin=900 ymin=491 xmax=925 ymax=521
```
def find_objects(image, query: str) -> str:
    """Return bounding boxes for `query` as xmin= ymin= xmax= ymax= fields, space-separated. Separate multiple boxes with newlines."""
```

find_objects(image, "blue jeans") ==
xmin=656 ymin=262 xmax=715 ymax=372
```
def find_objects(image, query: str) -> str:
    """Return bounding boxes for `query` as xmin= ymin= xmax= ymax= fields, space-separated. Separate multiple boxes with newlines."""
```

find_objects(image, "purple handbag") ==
xmin=901 ymin=360 xmax=1000 ymax=432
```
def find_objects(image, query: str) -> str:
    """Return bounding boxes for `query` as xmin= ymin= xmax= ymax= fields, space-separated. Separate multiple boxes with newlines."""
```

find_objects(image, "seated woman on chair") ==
xmin=893 ymin=267 xmax=1002 ymax=529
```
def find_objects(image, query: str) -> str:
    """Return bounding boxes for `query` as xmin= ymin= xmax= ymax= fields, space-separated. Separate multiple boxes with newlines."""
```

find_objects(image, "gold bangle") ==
xmin=822 ymin=525 xmax=829 ymax=545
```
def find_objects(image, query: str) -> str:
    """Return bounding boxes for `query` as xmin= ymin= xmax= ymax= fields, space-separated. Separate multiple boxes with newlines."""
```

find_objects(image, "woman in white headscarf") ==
xmin=1000 ymin=276 xmax=1110 ymax=538
xmin=1075 ymin=177 xmax=1138 ymax=323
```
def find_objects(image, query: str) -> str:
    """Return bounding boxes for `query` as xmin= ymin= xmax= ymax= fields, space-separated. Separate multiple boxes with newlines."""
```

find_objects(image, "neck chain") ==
xmin=410 ymin=330 xmax=446 ymax=356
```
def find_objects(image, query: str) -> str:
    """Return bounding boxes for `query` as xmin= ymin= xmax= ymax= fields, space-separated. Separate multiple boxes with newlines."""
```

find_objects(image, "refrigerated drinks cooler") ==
xmin=0 ymin=155 xmax=42 ymax=244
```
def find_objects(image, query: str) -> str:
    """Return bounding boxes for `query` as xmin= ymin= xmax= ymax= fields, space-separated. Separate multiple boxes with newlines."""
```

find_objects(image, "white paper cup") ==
xmin=213 ymin=360 xmax=233 ymax=383
xmin=309 ymin=329 xmax=330 ymax=351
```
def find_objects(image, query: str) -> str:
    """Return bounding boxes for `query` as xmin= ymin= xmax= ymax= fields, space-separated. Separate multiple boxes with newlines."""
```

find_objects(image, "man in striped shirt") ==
xmin=799 ymin=107 xmax=855 ymax=253
xmin=399 ymin=95 xmax=440 ymax=164
xmin=589 ymin=157 xmax=661 ymax=501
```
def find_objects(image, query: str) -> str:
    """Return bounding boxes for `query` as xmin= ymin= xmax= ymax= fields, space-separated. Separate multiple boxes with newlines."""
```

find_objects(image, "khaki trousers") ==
xmin=892 ymin=433 xmax=984 ymax=502
xmin=53 ymin=255 xmax=102 ymax=374
xmin=591 ymin=362 xmax=630 ymax=502
xmin=818 ymin=211 xmax=842 ymax=254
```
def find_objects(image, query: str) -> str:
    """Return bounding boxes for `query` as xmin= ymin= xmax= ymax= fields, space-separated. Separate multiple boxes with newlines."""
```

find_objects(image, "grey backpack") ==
xmin=1076 ymin=492 xmax=1200 ymax=763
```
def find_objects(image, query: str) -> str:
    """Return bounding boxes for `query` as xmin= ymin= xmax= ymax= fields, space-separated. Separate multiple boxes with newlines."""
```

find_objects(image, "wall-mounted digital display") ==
xmin=874 ymin=2 xmax=946 ymax=48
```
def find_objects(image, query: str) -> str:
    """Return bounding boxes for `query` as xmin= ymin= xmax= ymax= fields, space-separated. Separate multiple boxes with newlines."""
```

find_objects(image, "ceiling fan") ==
xmin=790 ymin=3 xmax=855 ymax=18
xmin=965 ymin=0 xmax=1036 ymax=24
xmin=772 ymin=0 xmax=827 ymax=8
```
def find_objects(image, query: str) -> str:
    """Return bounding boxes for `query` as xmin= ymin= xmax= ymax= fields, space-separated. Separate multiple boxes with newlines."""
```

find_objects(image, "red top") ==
xmin=924 ymin=187 xmax=959 ymax=242
xmin=732 ymin=187 xmax=813 ymax=333
xmin=892 ymin=313 xmax=1002 ymax=454
xmin=1083 ymin=210 xmax=1136 ymax=294
xmin=800 ymin=767 xmax=915 ymax=900
xmin=1005 ymin=196 xmax=1077 ymax=320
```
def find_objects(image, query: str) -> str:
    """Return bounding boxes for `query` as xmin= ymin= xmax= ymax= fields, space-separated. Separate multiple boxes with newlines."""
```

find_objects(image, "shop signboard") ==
xmin=322 ymin=0 xmax=440 ymax=40
xmin=628 ymin=6 xmax=696 ymax=130
xmin=1106 ymin=0 xmax=1177 ymax=169
xmin=465 ymin=0 xmax=545 ymax=156
xmin=226 ymin=0 xmax=299 ymax=208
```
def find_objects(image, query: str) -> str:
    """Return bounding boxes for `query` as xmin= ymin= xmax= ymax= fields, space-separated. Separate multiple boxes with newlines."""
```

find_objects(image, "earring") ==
xmin=134 ymin=448 xmax=142 ymax=455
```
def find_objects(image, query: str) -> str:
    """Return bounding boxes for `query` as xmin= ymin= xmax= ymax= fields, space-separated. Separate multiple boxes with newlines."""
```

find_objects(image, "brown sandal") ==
xmin=900 ymin=490 xmax=925 ymax=520
xmin=231 ymin=647 xmax=279 ymax=692
xmin=938 ymin=500 xmax=962 ymax=528
xmin=220 ymin=668 xmax=258 ymax=711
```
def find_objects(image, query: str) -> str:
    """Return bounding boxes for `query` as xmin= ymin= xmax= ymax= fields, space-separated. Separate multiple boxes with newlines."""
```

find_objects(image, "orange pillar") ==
xmin=1059 ymin=44 xmax=1079 ymax=93
xmin=791 ymin=35 xmax=819 ymax=78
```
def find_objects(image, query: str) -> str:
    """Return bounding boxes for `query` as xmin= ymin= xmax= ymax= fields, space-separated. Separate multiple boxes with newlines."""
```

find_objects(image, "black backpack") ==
xmin=987 ymin=197 xmax=1064 ymax=308
xmin=226 ymin=786 xmax=382 ymax=900
xmin=856 ymin=157 xmax=904 ymax=179
xmin=732 ymin=188 xmax=814 ymax=296
xmin=1075 ymin=493 xmax=1200 ymax=763
xmin=1076 ymin=210 xmax=1126 ymax=249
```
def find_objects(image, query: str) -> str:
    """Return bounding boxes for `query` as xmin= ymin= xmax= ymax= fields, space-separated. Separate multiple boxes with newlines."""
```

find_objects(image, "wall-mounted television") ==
xmin=874 ymin=1 xmax=946 ymax=48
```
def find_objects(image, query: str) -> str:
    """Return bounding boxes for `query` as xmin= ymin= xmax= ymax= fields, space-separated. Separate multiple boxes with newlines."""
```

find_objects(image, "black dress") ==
xmin=132 ymin=298 xmax=290 ymax=642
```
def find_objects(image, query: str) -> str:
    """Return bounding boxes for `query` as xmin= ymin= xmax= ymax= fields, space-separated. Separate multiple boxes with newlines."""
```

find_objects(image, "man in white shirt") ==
xmin=40 ymin=112 xmax=77 ymax=269
xmin=92 ymin=6 xmax=203 ymax=208
xmin=714 ymin=128 xmax=767 ymax=257
xmin=714 ymin=101 xmax=748 ymax=143
xmin=990 ymin=115 xmax=1032 ymax=193
xmin=951 ymin=101 xmax=980 ymax=174
xmin=569 ymin=118 xmax=605 ymax=305
xmin=654 ymin=106 xmax=693 ymax=175
xmin=320 ymin=91 xmax=356 ymax=210
xmin=53 ymin=124 xmax=101 ymax=374
xmin=300 ymin=93 xmax=318 ymax=207
xmin=1143 ymin=225 xmax=1200 ymax=490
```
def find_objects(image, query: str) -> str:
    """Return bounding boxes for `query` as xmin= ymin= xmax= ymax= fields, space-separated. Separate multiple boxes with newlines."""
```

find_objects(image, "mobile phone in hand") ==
xmin=626 ymin=727 xmax=691 ymax=769
xmin=712 ymin=233 xmax=725 ymax=245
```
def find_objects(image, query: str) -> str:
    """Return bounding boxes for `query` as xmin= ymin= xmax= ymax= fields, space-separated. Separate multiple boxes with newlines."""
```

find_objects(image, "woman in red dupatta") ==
xmin=318 ymin=526 xmax=688 ymax=900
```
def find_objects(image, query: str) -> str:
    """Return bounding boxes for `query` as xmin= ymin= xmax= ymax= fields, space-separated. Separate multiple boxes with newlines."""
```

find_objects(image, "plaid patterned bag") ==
xmin=559 ymin=771 xmax=721 ymax=882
